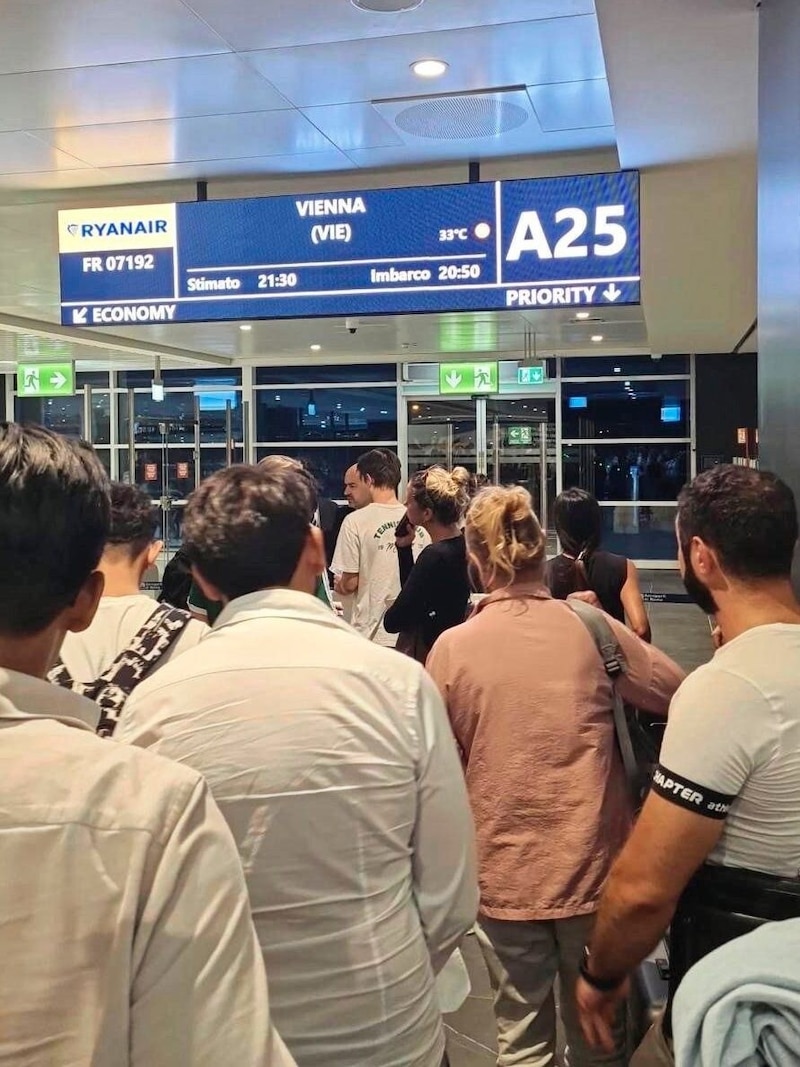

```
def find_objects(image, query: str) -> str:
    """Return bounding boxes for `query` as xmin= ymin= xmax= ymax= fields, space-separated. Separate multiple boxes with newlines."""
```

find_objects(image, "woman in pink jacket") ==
xmin=427 ymin=486 xmax=684 ymax=1067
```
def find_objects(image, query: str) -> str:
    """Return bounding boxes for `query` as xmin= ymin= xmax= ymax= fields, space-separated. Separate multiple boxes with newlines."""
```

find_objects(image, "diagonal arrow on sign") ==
xmin=72 ymin=307 xmax=88 ymax=324
xmin=603 ymin=283 xmax=622 ymax=302
xmin=445 ymin=371 xmax=462 ymax=389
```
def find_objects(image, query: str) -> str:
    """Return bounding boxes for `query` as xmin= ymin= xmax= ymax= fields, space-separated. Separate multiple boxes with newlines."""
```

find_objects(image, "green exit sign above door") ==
xmin=17 ymin=362 xmax=75 ymax=397
xmin=517 ymin=365 xmax=545 ymax=385
xmin=439 ymin=361 xmax=499 ymax=395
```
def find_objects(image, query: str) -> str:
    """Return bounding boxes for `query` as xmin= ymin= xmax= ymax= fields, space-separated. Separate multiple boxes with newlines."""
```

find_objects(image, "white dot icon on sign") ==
xmin=474 ymin=222 xmax=492 ymax=240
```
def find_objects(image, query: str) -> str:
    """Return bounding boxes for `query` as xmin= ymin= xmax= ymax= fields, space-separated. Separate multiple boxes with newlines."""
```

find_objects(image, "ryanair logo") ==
xmin=59 ymin=204 xmax=176 ymax=253
xmin=67 ymin=220 xmax=168 ymax=239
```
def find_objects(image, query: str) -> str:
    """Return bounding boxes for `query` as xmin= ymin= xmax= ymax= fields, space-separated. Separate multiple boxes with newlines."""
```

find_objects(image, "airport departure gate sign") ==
xmin=58 ymin=172 xmax=640 ymax=327
xmin=17 ymin=362 xmax=74 ymax=397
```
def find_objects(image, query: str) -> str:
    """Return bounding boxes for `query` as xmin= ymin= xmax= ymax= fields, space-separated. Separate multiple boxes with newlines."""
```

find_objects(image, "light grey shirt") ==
xmin=117 ymin=589 xmax=478 ymax=1067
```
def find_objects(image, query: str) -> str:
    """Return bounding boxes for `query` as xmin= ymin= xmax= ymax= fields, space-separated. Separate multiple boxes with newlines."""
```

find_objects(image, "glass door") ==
xmin=405 ymin=395 xmax=557 ymax=550
xmin=487 ymin=398 xmax=558 ymax=553
xmin=406 ymin=398 xmax=480 ymax=475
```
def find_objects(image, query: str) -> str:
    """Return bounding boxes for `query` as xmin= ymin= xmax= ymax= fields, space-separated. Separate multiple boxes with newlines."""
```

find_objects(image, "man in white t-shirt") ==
xmin=57 ymin=483 xmax=206 ymax=706
xmin=332 ymin=450 xmax=427 ymax=646
xmin=575 ymin=465 xmax=800 ymax=1065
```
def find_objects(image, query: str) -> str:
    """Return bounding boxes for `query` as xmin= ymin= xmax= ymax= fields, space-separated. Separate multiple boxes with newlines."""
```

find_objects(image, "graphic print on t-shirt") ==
xmin=332 ymin=503 xmax=427 ymax=647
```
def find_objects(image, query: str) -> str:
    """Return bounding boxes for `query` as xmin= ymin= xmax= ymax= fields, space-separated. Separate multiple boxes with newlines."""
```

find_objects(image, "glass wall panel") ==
xmin=562 ymin=443 xmax=690 ymax=501
xmin=76 ymin=371 xmax=111 ymax=388
xmin=256 ymin=446 xmax=386 ymax=499
xmin=118 ymin=391 xmax=243 ymax=445
xmin=119 ymin=446 xmax=243 ymax=499
xmin=599 ymin=504 xmax=679 ymax=561
xmin=256 ymin=364 xmax=396 ymax=385
xmin=118 ymin=369 xmax=242 ymax=388
xmin=17 ymin=395 xmax=83 ymax=437
xmin=562 ymin=380 xmax=689 ymax=439
xmin=256 ymin=387 xmax=397 ymax=443
xmin=561 ymin=355 xmax=689 ymax=377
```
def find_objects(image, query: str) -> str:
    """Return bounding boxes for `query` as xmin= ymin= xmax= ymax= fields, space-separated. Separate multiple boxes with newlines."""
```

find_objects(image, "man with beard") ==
xmin=576 ymin=464 xmax=800 ymax=1066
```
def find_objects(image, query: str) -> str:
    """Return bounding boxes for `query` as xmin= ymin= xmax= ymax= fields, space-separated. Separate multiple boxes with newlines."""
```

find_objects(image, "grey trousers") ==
xmin=476 ymin=914 xmax=628 ymax=1067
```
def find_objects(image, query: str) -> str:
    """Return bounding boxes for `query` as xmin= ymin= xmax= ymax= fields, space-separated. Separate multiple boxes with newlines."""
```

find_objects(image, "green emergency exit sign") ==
xmin=517 ymin=365 xmax=545 ymax=385
xmin=439 ymin=361 xmax=498 ymax=395
xmin=17 ymin=362 xmax=75 ymax=397
xmin=507 ymin=425 xmax=533 ymax=446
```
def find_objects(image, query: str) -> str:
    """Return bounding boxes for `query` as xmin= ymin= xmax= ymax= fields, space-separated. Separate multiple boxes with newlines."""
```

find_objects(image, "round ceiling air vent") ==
xmin=351 ymin=0 xmax=424 ymax=11
xmin=394 ymin=95 xmax=529 ymax=140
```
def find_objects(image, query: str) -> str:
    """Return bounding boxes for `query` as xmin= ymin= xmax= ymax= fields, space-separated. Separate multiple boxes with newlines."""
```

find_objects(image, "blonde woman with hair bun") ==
xmin=427 ymin=484 xmax=685 ymax=1067
xmin=384 ymin=465 xmax=471 ymax=663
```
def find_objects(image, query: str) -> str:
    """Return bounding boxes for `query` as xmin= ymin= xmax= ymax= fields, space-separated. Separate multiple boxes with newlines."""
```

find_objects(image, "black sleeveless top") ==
xmin=546 ymin=549 xmax=628 ymax=623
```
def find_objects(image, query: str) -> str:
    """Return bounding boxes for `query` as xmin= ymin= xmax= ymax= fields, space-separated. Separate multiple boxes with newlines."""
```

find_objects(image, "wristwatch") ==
xmin=579 ymin=947 xmax=625 ymax=992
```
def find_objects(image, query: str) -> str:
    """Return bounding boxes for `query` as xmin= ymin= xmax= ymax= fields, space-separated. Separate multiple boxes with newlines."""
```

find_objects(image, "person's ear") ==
xmin=63 ymin=571 xmax=105 ymax=635
xmin=146 ymin=539 xmax=164 ymax=567
xmin=304 ymin=525 xmax=327 ymax=577
xmin=191 ymin=565 xmax=227 ymax=606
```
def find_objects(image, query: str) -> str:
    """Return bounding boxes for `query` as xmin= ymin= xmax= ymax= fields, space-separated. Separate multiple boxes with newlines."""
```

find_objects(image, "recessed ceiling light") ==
xmin=310 ymin=344 xmax=321 ymax=351
xmin=614 ymin=366 xmax=622 ymax=373
xmin=575 ymin=312 xmax=590 ymax=320
xmin=411 ymin=58 xmax=449 ymax=78
xmin=591 ymin=335 xmax=604 ymax=343
xmin=352 ymin=0 xmax=424 ymax=11
xmin=239 ymin=324 xmax=252 ymax=332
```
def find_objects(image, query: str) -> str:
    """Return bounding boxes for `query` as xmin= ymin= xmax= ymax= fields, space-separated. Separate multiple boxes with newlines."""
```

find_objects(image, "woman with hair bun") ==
xmin=426 ymin=485 xmax=684 ymax=1067
xmin=384 ymin=466 xmax=470 ymax=663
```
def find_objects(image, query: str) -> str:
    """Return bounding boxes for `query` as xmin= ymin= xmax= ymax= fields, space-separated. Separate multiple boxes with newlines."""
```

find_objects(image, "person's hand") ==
xmin=567 ymin=589 xmax=602 ymax=609
xmin=395 ymin=525 xmax=417 ymax=549
xmin=575 ymin=974 xmax=629 ymax=1053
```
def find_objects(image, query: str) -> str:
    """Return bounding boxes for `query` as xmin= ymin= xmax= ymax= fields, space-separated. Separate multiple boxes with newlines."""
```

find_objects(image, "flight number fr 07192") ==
xmin=81 ymin=253 xmax=155 ymax=272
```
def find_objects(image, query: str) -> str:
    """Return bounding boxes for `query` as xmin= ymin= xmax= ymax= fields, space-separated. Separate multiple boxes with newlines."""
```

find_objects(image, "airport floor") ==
xmin=445 ymin=572 xmax=712 ymax=1065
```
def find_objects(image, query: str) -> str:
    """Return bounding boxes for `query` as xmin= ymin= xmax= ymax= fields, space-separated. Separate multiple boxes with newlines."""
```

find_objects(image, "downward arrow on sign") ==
xmin=603 ymin=283 xmax=622 ymax=302
xmin=445 ymin=372 xmax=462 ymax=389
xmin=72 ymin=307 xmax=88 ymax=325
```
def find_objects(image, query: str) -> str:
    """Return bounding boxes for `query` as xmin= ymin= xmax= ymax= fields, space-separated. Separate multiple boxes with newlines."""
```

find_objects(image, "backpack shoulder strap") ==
xmin=566 ymin=599 xmax=641 ymax=800
xmin=566 ymin=597 xmax=626 ymax=678
xmin=97 ymin=604 xmax=192 ymax=692
xmin=48 ymin=659 xmax=75 ymax=689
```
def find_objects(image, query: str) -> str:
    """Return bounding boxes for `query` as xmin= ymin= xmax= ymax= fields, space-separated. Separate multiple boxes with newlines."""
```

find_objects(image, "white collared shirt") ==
xmin=117 ymin=589 xmax=478 ymax=1067
xmin=0 ymin=669 xmax=294 ymax=1067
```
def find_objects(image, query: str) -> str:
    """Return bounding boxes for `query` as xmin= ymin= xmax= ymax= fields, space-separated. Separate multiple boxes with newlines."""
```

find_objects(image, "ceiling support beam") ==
xmin=0 ymin=312 xmax=232 ymax=366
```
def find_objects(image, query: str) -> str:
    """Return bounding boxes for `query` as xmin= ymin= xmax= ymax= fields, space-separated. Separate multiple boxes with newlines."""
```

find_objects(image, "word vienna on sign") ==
xmin=58 ymin=172 xmax=640 ymax=327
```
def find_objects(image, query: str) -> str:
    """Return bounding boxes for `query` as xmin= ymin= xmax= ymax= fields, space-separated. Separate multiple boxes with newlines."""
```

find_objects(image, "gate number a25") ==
xmin=505 ymin=205 xmax=628 ymax=261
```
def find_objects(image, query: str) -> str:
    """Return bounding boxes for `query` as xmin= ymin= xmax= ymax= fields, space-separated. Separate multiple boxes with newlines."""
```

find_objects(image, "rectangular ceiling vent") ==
xmin=372 ymin=86 xmax=533 ymax=141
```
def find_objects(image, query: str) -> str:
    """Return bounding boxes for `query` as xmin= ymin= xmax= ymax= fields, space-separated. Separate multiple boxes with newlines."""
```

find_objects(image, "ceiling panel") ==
xmin=184 ymin=0 xmax=596 ymax=50
xmin=244 ymin=17 xmax=606 ymax=108
xmin=302 ymin=103 xmax=404 ymax=152
xmin=0 ymin=132 xmax=89 ymax=175
xmin=0 ymin=55 xmax=290 ymax=133
xmin=0 ymin=0 xmax=230 ymax=76
xmin=345 ymin=125 xmax=615 ymax=169
xmin=79 ymin=151 xmax=355 ymax=186
xmin=37 ymin=111 xmax=341 ymax=169
xmin=528 ymin=78 xmax=613 ymax=131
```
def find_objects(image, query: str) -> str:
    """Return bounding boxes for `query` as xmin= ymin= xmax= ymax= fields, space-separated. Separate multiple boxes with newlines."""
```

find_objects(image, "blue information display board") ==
xmin=58 ymin=171 xmax=639 ymax=327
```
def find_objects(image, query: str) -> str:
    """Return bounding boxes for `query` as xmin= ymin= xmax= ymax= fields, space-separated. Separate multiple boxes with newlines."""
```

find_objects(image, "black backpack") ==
xmin=49 ymin=604 xmax=192 ymax=738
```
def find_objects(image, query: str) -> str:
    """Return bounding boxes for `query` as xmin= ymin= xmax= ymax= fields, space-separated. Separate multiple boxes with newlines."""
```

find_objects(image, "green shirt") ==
xmin=188 ymin=576 xmax=332 ymax=625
